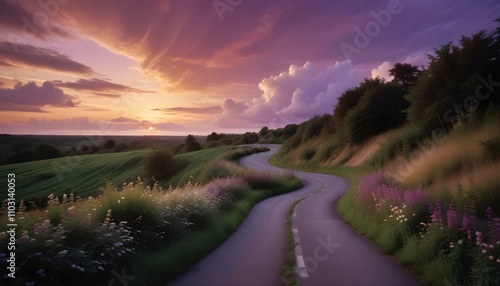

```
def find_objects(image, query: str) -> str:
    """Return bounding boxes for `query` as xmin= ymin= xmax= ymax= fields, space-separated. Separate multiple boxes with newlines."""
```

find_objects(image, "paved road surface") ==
xmin=169 ymin=145 xmax=420 ymax=286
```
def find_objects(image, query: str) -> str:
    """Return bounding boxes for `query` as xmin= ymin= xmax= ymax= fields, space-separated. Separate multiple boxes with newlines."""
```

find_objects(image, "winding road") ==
xmin=170 ymin=145 xmax=421 ymax=286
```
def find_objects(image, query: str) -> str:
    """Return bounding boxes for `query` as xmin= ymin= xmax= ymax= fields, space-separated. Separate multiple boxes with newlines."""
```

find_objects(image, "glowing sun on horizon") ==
xmin=148 ymin=126 xmax=154 ymax=131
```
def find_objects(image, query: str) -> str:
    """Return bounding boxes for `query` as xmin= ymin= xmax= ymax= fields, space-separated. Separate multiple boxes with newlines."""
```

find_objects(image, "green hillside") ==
xmin=272 ymin=23 xmax=500 ymax=285
xmin=0 ymin=146 xmax=241 ymax=203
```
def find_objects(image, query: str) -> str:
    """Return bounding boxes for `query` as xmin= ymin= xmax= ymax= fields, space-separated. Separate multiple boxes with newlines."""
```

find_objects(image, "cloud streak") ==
xmin=153 ymin=106 xmax=222 ymax=114
xmin=52 ymin=78 xmax=151 ymax=93
xmin=0 ymin=42 xmax=94 ymax=75
xmin=0 ymin=0 xmax=71 ymax=40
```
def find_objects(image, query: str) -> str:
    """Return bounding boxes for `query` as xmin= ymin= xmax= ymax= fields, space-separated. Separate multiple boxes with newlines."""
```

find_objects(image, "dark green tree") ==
xmin=185 ymin=134 xmax=201 ymax=152
xmin=207 ymin=132 xmax=221 ymax=142
xmin=389 ymin=63 xmax=420 ymax=87
xmin=259 ymin=127 xmax=269 ymax=136
xmin=144 ymin=149 xmax=181 ymax=181
xmin=103 ymin=139 xmax=115 ymax=149
xmin=405 ymin=28 xmax=500 ymax=131
xmin=332 ymin=78 xmax=385 ymax=125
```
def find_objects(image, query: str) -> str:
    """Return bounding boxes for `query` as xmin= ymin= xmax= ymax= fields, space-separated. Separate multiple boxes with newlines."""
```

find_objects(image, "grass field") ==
xmin=0 ymin=146 xmax=241 ymax=203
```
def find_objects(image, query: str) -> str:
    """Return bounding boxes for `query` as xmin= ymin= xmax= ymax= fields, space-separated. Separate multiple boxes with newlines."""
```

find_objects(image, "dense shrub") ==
xmin=185 ymin=135 xmax=201 ymax=152
xmin=144 ymin=149 xmax=183 ymax=181
xmin=339 ymin=82 xmax=407 ymax=145
xmin=1 ymin=148 xmax=39 ymax=164
xmin=283 ymin=124 xmax=298 ymax=138
xmin=332 ymin=78 xmax=385 ymax=125
xmin=1 ymin=144 xmax=63 ymax=164
xmin=103 ymin=139 xmax=115 ymax=149
xmin=302 ymin=115 xmax=331 ymax=141
xmin=259 ymin=127 xmax=269 ymax=136
xmin=300 ymin=147 xmax=316 ymax=161
xmin=114 ymin=142 xmax=128 ymax=152
xmin=207 ymin=132 xmax=221 ymax=142
xmin=480 ymin=136 xmax=500 ymax=161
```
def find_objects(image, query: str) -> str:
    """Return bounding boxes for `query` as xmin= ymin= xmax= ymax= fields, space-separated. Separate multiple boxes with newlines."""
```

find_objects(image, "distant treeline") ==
xmin=172 ymin=125 xmax=298 ymax=155
xmin=0 ymin=126 xmax=299 ymax=165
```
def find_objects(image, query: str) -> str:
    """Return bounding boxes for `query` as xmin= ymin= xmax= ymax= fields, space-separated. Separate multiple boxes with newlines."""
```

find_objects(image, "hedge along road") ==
xmin=169 ymin=145 xmax=420 ymax=286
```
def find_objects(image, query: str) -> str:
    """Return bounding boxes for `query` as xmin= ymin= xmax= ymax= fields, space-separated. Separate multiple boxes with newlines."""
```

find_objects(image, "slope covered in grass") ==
xmin=272 ymin=23 xmax=500 ymax=285
xmin=0 ymin=146 xmax=243 ymax=202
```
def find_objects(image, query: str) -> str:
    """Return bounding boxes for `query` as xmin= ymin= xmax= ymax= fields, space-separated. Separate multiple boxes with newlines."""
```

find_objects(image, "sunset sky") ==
xmin=0 ymin=0 xmax=499 ymax=135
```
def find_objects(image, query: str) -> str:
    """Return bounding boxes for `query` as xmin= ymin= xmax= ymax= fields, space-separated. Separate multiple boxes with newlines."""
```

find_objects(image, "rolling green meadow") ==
xmin=0 ymin=144 xmax=246 ymax=203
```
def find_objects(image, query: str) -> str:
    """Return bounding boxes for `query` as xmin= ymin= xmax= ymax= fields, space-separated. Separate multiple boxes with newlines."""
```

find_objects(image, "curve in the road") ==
xmin=169 ymin=145 xmax=420 ymax=286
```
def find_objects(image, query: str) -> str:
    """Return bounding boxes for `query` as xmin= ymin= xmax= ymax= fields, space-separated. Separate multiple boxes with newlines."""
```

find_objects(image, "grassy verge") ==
xmin=280 ymin=198 xmax=305 ymax=286
xmin=131 ymin=179 xmax=302 ymax=285
xmin=271 ymin=147 xmax=500 ymax=285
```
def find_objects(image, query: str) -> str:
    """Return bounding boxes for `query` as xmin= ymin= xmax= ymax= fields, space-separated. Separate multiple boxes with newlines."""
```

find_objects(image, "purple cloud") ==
xmin=92 ymin=92 xmax=122 ymax=98
xmin=52 ymin=78 xmax=150 ymax=93
xmin=0 ymin=42 xmax=94 ymax=75
xmin=153 ymin=106 xmax=223 ymax=114
xmin=110 ymin=117 xmax=139 ymax=123
xmin=0 ymin=117 xmax=186 ymax=135
xmin=0 ymin=0 xmax=71 ymax=40
xmin=0 ymin=81 xmax=78 ymax=112
xmin=214 ymin=60 xmax=364 ymax=128
xmin=27 ymin=0 xmax=498 ymax=92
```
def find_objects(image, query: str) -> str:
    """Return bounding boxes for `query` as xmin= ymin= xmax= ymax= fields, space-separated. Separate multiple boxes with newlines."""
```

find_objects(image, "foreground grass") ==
xmin=0 ymin=146 xmax=303 ymax=285
xmin=131 ymin=179 xmax=302 ymax=286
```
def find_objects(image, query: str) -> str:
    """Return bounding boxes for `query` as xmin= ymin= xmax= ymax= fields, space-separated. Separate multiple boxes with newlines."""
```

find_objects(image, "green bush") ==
xmin=144 ymin=149 xmax=184 ymax=181
xmin=338 ymin=82 xmax=407 ymax=145
xmin=103 ymin=139 xmax=115 ymax=149
xmin=480 ymin=136 xmax=500 ymax=161
xmin=97 ymin=183 xmax=161 ymax=232
xmin=34 ymin=144 xmax=63 ymax=159
xmin=300 ymin=147 xmax=316 ymax=161
xmin=1 ymin=144 xmax=64 ymax=165
xmin=183 ymin=135 xmax=201 ymax=152
xmin=302 ymin=115 xmax=331 ymax=141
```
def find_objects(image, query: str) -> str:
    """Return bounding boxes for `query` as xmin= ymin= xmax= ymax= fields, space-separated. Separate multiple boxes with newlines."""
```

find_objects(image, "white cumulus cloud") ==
xmin=214 ymin=60 xmax=364 ymax=128
xmin=370 ymin=61 xmax=394 ymax=81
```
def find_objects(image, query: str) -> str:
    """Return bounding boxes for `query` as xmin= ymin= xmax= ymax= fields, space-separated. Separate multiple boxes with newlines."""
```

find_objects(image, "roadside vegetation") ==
xmin=0 ymin=146 xmax=301 ymax=286
xmin=272 ymin=21 xmax=500 ymax=285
